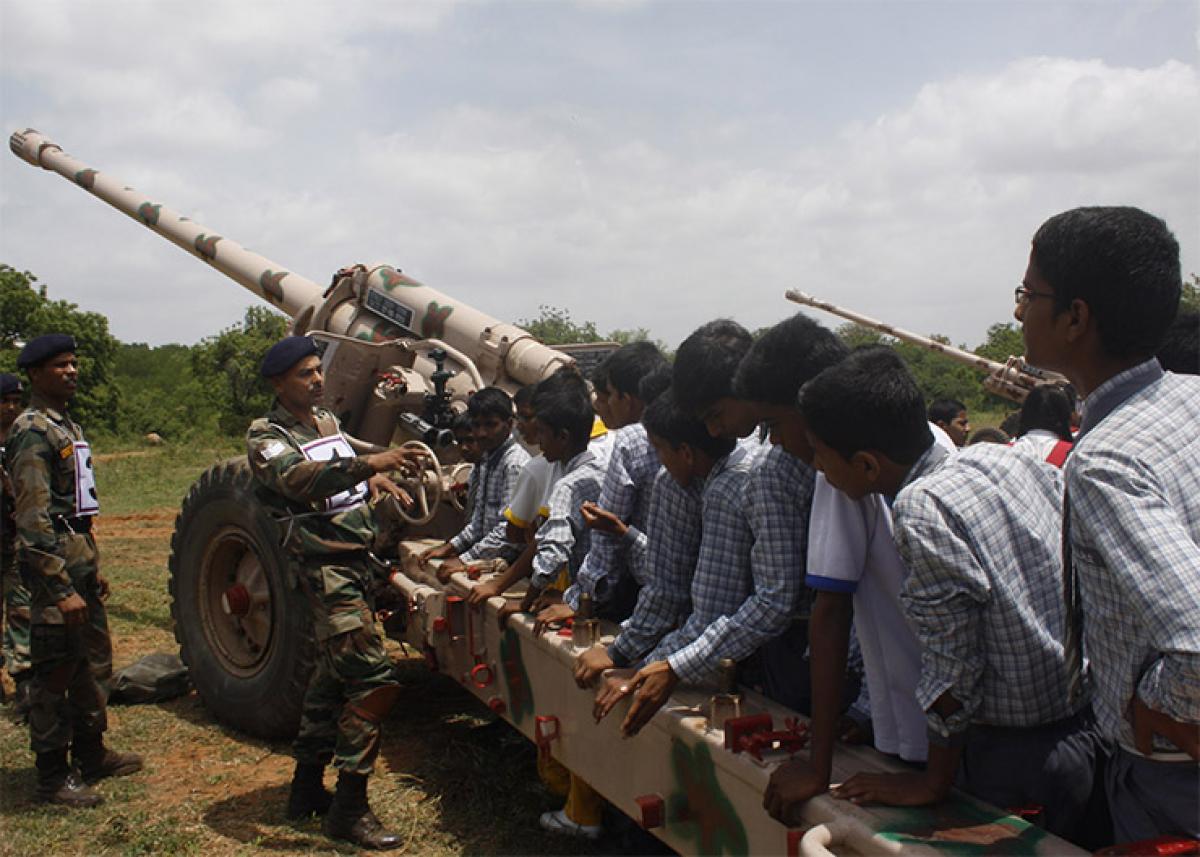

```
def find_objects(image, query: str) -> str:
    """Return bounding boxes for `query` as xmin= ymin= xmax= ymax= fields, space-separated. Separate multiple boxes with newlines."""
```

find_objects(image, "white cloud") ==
xmin=1 ymin=1 xmax=1196 ymax=355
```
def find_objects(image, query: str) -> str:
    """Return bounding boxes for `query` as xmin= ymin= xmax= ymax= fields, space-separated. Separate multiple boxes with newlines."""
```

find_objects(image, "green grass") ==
xmin=1 ymin=442 xmax=642 ymax=857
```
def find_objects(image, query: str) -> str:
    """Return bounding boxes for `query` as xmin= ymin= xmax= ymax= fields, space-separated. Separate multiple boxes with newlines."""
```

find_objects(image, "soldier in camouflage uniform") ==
xmin=248 ymin=335 xmax=419 ymax=851
xmin=1 ymin=372 xmax=33 ymax=714
xmin=5 ymin=336 xmax=142 ymax=807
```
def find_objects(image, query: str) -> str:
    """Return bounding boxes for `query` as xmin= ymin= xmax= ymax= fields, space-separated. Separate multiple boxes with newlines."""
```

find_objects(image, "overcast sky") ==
xmin=1 ymin=0 xmax=1196 ymax=353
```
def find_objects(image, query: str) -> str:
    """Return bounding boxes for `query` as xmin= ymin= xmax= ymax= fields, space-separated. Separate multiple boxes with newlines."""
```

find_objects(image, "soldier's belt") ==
xmin=53 ymin=515 xmax=93 ymax=535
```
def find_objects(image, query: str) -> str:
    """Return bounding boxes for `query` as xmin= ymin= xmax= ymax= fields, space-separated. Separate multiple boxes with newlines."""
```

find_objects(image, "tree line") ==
xmin=3 ymin=264 xmax=1196 ymax=443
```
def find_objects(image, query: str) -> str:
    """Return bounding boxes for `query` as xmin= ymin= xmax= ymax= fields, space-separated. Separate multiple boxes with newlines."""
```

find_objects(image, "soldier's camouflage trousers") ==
xmin=2 ymin=559 xmax=32 ymax=678
xmin=25 ymin=572 xmax=110 ymax=754
xmin=294 ymin=562 xmax=400 ymax=775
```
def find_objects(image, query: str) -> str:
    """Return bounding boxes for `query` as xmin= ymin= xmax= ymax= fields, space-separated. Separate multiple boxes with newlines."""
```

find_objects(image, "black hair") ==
xmin=513 ymin=383 xmax=537 ymax=409
xmin=798 ymin=345 xmax=932 ymax=465
xmin=732 ymin=313 xmax=848 ymax=405
xmin=467 ymin=387 xmax=514 ymax=422
xmin=1157 ymin=309 xmax=1199 ymax=375
xmin=538 ymin=365 xmax=588 ymax=396
xmin=966 ymin=427 xmax=1010 ymax=446
xmin=1031 ymin=207 xmax=1181 ymax=359
xmin=590 ymin=360 xmax=610 ymax=393
xmin=927 ymin=399 xmax=966 ymax=425
xmin=532 ymin=371 xmax=594 ymax=446
xmin=642 ymin=389 xmax=736 ymax=461
xmin=451 ymin=411 xmax=474 ymax=433
xmin=605 ymin=341 xmax=669 ymax=398
xmin=673 ymin=319 xmax=753 ymax=416
xmin=999 ymin=410 xmax=1022 ymax=438
xmin=637 ymin=365 xmax=673 ymax=406
xmin=1017 ymin=385 xmax=1074 ymax=441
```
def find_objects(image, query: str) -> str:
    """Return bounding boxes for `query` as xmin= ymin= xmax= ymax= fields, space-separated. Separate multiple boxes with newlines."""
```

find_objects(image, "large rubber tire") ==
xmin=168 ymin=458 xmax=315 ymax=739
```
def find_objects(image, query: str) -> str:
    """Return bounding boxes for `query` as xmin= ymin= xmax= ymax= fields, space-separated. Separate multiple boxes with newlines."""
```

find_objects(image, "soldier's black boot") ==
xmin=72 ymin=733 xmax=143 ymax=783
xmin=35 ymin=749 xmax=103 ymax=808
xmin=322 ymin=771 xmax=402 ymax=850
xmin=286 ymin=761 xmax=333 ymax=819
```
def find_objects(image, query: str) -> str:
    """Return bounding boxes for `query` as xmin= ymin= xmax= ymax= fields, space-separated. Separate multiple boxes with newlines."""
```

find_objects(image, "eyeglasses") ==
xmin=1014 ymin=285 xmax=1055 ymax=305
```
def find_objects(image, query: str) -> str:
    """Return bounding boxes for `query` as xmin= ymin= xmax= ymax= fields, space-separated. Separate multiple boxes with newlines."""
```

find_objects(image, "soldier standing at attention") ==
xmin=248 ymin=335 xmax=418 ymax=851
xmin=2 ymin=372 xmax=34 ymax=715
xmin=5 ymin=336 xmax=142 ymax=807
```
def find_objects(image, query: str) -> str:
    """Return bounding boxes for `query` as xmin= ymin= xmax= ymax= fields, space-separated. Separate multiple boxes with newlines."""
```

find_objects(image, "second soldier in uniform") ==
xmin=5 ymin=335 xmax=142 ymax=806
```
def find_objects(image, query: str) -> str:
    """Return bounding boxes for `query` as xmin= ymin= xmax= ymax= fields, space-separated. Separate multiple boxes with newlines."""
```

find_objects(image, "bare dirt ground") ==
xmin=0 ymin=507 xmax=635 ymax=857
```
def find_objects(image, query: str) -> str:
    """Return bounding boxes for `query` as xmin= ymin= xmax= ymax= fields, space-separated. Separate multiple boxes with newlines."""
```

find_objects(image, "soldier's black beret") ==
xmin=17 ymin=333 xmax=77 ymax=369
xmin=0 ymin=373 xmax=22 ymax=396
xmin=260 ymin=335 xmax=320 ymax=378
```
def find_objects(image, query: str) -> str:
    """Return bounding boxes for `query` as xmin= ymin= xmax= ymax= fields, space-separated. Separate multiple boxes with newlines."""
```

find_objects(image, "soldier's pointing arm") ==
xmin=246 ymin=421 xmax=373 ymax=504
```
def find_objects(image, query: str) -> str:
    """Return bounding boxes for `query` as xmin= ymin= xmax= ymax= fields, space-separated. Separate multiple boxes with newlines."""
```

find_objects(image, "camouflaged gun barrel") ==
xmin=9 ymin=127 xmax=324 ymax=318
xmin=9 ymin=128 xmax=573 ymax=389
xmin=785 ymin=288 xmax=1066 ymax=402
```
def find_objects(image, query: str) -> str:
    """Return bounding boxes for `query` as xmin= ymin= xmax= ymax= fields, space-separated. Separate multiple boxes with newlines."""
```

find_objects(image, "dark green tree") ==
xmin=515 ymin=305 xmax=600 ymax=346
xmin=1181 ymin=273 xmax=1199 ymax=312
xmin=191 ymin=305 xmax=290 ymax=435
xmin=115 ymin=342 xmax=213 ymax=439
xmin=0 ymin=264 xmax=121 ymax=432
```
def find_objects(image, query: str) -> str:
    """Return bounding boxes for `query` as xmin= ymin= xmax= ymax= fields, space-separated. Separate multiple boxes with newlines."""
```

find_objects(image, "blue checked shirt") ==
xmin=609 ymin=468 xmax=705 ymax=667
xmin=1067 ymin=360 xmax=1200 ymax=755
xmin=565 ymin=424 xmax=660 ymax=610
xmin=895 ymin=437 xmax=1083 ymax=736
xmin=665 ymin=444 xmax=815 ymax=684
xmin=529 ymin=448 xmax=606 ymax=590
xmin=451 ymin=435 xmax=529 ymax=562
xmin=646 ymin=445 xmax=755 ymax=679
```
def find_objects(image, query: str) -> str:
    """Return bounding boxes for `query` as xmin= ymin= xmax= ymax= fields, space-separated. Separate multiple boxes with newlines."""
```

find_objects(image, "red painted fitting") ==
xmin=786 ymin=828 xmax=804 ymax=857
xmin=470 ymin=663 xmax=494 ymax=688
xmin=432 ymin=616 xmax=449 ymax=632
xmin=221 ymin=583 xmax=251 ymax=616
xmin=634 ymin=794 xmax=664 ymax=829
xmin=488 ymin=697 xmax=506 ymax=715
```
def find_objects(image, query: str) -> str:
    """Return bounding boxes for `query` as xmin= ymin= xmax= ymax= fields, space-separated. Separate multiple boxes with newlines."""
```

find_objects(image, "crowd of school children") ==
xmin=417 ymin=206 xmax=1199 ymax=850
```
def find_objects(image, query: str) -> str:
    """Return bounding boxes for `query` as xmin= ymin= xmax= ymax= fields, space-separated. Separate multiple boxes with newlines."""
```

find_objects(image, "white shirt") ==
xmin=504 ymin=454 xmax=556 ymax=528
xmin=806 ymin=476 xmax=927 ymax=762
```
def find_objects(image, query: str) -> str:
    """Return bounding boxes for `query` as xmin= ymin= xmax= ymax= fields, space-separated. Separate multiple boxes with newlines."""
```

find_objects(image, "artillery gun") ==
xmin=785 ymin=289 xmax=1067 ymax=402
xmin=12 ymin=129 xmax=1085 ymax=857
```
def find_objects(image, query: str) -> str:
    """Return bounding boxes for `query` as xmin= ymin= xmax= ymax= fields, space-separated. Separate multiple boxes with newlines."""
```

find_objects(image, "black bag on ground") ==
xmin=106 ymin=652 xmax=192 ymax=704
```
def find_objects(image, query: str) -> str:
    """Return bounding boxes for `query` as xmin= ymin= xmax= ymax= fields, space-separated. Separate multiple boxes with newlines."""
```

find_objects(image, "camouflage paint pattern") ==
xmin=421 ymin=301 xmax=454 ymax=340
xmin=136 ymin=202 xmax=161 ymax=226
xmin=5 ymin=394 xmax=95 ymax=606
xmin=878 ymin=800 xmax=1051 ymax=855
xmin=259 ymin=269 xmax=288 ymax=305
xmin=378 ymin=266 xmax=420 ymax=291
xmin=667 ymin=738 xmax=749 ymax=857
xmin=1 ymin=456 xmax=31 ymax=677
xmin=499 ymin=627 xmax=534 ymax=725
xmin=245 ymin=403 xmax=378 ymax=563
xmin=5 ymin=398 xmax=111 ymax=751
xmin=292 ymin=591 xmax=399 ymax=774
xmin=194 ymin=233 xmax=221 ymax=262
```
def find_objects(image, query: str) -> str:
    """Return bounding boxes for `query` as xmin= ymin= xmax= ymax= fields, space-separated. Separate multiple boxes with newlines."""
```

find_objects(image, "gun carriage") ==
xmin=10 ymin=129 xmax=1084 ymax=857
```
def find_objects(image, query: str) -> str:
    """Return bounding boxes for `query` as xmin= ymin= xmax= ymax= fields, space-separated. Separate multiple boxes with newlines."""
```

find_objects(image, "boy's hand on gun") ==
xmin=435 ymin=555 xmax=466 ymax=583
xmin=579 ymin=501 xmax=628 ymax=537
xmin=620 ymin=660 xmax=678 ymax=737
xmin=593 ymin=668 xmax=639 ymax=722
xmin=534 ymin=602 xmax=574 ymax=636
xmin=467 ymin=579 xmax=501 ymax=605
xmin=419 ymin=542 xmax=457 ymax=564
xmin=574 ymin=646 xmax=614 ymax=688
